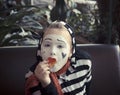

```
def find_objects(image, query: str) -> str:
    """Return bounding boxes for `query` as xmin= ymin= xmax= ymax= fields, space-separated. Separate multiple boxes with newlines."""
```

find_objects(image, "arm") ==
xmin=86 ymin=60 xmax=92 ymax=95
xmin=86 ymin=70 xmax=92 ymax=95
xmin=76 ymin=49 xmax=92 ymax=95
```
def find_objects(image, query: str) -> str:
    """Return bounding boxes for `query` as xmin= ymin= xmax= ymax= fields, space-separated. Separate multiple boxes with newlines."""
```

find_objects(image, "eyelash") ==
xmin=57 ymin=45 xmax=64 ymax=49
xmin=44 ymin=44 xmax=50 ymax=47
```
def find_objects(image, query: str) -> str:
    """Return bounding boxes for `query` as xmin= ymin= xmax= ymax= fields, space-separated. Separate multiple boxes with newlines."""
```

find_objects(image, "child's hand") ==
xmin=34 ymin=60 xmax=51 ymax=87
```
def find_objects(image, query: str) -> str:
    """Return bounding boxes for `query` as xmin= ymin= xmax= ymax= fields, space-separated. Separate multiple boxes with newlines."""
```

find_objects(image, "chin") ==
xmin=50 ymin=68 xmax=58 ymax=72
xmin=50 ymin=66 xmax=61 ymax=72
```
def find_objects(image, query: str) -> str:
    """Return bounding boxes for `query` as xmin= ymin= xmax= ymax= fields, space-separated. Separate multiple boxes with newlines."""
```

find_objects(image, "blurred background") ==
xmin=0 ymin=0 xmax=120 ymax=46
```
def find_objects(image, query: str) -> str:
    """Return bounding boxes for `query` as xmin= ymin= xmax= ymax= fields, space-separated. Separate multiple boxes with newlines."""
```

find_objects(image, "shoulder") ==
xmin=75 ymin=47 xmax=92 ymax=70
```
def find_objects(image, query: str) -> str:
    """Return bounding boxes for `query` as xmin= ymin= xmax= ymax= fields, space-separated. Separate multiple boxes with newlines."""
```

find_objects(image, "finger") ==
xmin=35 ymin=67 xmax=50 ymax=78
xmin=37 ymin=64 xmax=50 ymax=72
xmin=38 ymin=61 xmax=49 ymax=68
xmin=35 ymin=64 xmax=50 ymax=74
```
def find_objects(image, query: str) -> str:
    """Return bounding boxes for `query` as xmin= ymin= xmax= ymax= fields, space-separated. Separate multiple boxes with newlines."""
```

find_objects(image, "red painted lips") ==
xmin=47 ymin=57 xmax=56 ymax=67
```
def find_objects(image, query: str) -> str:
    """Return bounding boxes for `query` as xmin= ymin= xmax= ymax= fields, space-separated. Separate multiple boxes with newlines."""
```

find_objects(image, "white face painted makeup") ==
xmin=40 ymin=34 xmax=72 ymax=72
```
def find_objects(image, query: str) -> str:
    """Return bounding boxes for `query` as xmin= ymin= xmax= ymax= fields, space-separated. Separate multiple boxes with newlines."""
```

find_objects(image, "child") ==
xmin=25 ymin=21 xmax=92 ymax=95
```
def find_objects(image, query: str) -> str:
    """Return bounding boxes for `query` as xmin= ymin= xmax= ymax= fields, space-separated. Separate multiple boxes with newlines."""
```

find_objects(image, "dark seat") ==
xmin=0 ymin=44 xmax=120 ymax=95
xmin=77 ymin=44 xmax=120 ymax=95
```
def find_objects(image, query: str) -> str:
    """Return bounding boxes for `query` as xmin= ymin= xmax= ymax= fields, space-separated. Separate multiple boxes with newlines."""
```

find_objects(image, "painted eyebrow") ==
xmin=44 ymin=38 xmax=52 ymax=41
xmin=44 ymin=38 xmax=66 ymax=44
xmin=57 ymin=39 xmax=66 ymax=44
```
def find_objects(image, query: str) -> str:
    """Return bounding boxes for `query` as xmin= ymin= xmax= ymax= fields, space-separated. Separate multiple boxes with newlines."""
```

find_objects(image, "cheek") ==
xmin=59 ymin=48 xmax=70 ymax=60
xmin=41 ymin=50 xmax=45 ymax=55
xmin=41 ymin=46 xmax=45 ymax=54
xmin=61 ymin=52 xmax=67 ymax=59
xmin=40 ymin=46 xmax=50 ymax=59
xmin=41 ymin=44 xmax=50 ymax=54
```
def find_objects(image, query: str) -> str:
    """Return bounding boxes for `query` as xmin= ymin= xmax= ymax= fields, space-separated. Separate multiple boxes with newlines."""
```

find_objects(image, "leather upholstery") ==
xmin=77 ymin=44 xmax=120 ymax=95
xmin=0 ymin=44 xmax=120 ymax=95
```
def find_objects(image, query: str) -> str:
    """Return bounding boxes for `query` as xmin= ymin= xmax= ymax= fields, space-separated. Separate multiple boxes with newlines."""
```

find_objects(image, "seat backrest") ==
xmin=0 ymin=44 xmax=120 ymax=95
xmin=77 ymin=44 xmax=120 ymax=95
xmin=0 ymin=46 xmax=37 ymax=95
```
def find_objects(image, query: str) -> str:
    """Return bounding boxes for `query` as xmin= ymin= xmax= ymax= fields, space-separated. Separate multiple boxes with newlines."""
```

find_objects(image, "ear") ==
xmin=36 ymin=50 xmax=43 ymax=62
xmin=37 ymin=50 xmax=41 ymax=56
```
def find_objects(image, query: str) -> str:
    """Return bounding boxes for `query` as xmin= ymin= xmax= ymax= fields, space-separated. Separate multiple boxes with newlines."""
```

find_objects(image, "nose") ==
xmin=50 ymin=46 xmax=56 ymax=56
xmin=51 ymin=52 xmax=55 ymax=56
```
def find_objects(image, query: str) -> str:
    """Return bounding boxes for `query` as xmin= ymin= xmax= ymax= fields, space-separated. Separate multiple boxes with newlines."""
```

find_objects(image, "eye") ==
xmin=57 ymin=45 xmax=64 ymax=49
xmin=44 ymin=43 xmax=50 ymax=47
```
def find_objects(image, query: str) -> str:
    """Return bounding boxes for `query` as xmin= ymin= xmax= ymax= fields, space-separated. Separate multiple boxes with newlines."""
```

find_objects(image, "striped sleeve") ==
xmin=76 ymin=49 xmax=92 ymax=83
xmin=77 ymin=59 xmax=92 ymax=95
xmin=76 ymin=59 xmax=92 ymax=82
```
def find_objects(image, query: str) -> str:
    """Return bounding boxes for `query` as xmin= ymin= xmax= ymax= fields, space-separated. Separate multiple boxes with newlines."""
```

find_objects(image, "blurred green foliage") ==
xmin=0 ymin=0 xmax=101 ymax=46
xmin=0 ymin=0 xmax=50 ymax=46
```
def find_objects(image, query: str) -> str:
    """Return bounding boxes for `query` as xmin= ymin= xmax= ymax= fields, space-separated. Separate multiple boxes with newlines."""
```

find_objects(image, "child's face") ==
xmin=40 ymin=28 xmax=72 ymax=72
